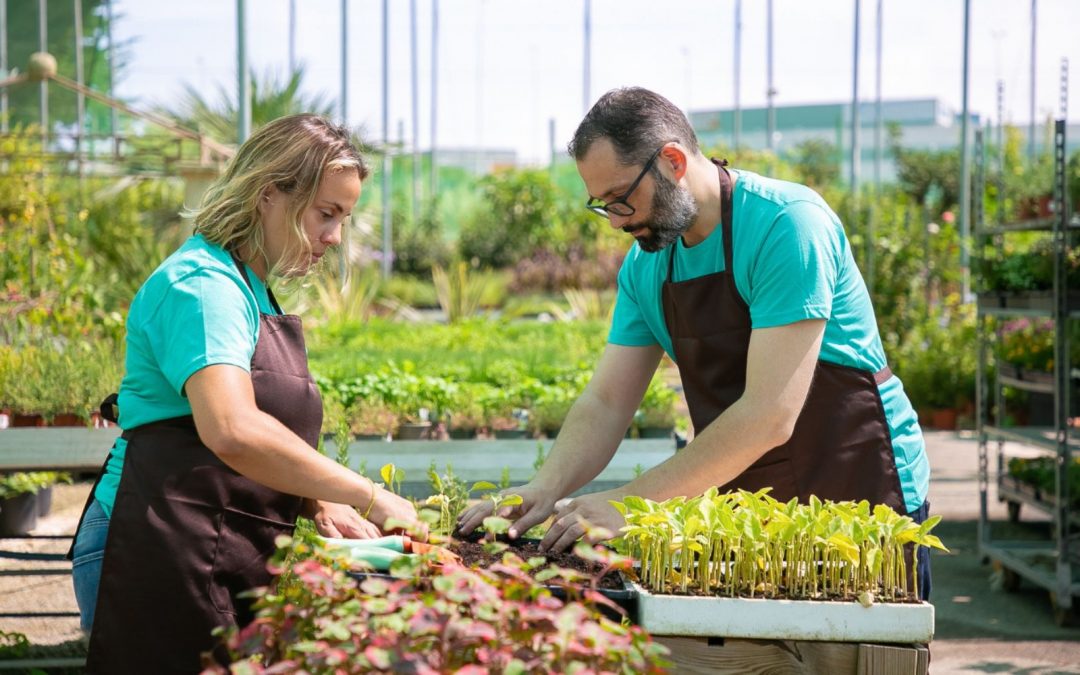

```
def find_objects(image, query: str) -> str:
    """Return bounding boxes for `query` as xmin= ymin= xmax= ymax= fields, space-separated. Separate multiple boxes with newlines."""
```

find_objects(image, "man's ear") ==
xmin=659 ymin=144 xmax=688 ymax=181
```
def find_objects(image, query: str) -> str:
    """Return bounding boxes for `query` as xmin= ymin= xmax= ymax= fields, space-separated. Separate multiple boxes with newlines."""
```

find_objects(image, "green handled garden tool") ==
xmin=320 ymin=534 xmax=461 ymax=570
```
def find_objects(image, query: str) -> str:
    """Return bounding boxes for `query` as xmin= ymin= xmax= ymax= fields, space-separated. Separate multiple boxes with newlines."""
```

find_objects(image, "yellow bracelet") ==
xmin=362 ymin=477 xmax=377 ymax=520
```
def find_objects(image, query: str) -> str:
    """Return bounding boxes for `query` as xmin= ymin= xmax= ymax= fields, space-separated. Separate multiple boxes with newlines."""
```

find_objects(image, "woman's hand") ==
xmin=307 ymin=500 xmax=382 ymax=539
xmin=367 ymin=488 xmax=427 ymax=541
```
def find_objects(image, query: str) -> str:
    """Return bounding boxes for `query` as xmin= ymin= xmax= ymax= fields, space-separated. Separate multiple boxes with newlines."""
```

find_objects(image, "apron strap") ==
xmin=230 ymin=252 xmax=284 ymax=315
xmin=874 ymin=365 xmax=894 ymax=386
xmin=667 ymin=159 xmax=735 ymax=284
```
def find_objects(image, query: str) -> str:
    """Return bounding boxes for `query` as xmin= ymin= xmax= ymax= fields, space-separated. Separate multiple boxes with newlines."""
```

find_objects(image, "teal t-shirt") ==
xmin=609 ymin=169 xmax=929 ymax=513
xmin=94 ymin=234 xmax=278 ymax=517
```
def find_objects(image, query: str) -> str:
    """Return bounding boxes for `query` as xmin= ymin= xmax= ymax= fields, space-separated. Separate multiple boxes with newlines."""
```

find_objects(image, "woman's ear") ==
xmin=256 ymin=186 xmax=277 ymax=215
xmin=660 ymin=144 xmax=689 ymax=181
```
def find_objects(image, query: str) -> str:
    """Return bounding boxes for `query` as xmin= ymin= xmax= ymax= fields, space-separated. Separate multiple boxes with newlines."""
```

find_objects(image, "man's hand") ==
xmin=307 ymin=500 xmax=382 ymax=539
xmin=538 ymin=489 xmax=625 ymax=553
xmin=456 ymin=482 xmax=558 ymax=539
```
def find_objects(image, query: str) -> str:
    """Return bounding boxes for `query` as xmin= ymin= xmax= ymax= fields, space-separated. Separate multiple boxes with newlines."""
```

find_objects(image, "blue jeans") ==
xmin=909 ymin=500 xmax=933 ymax=601
xmin=71 ymin=499 xmax=109 ymax=634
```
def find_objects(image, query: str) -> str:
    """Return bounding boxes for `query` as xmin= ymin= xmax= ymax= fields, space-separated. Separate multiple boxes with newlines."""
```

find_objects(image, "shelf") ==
xmin=998 ymin=475 xmax=1080 ymax=526
xmin=979 ymin=541 xmax=1080 ymax=597
xmin=977 ymin=290 xmax=1080 ymax=317
xmin=985 ymin=425 xmax=1078 ymax=453
xmin=996 ymin=364 xmax=1078 ymax=396
xmin=979 ymin=214 xmax=1080 ymax=236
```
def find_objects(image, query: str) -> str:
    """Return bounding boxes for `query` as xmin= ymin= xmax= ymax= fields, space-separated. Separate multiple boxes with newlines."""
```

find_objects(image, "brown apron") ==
xmin=83 ymin=256 xmax=323 ymax=673
xmin=661 ymin=161 xmax=906 ymax=513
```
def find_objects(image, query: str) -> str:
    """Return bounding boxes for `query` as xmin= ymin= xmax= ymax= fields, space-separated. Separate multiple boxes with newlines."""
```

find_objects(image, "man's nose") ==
xmin=608 ymin=212 xmax=632 ymax=231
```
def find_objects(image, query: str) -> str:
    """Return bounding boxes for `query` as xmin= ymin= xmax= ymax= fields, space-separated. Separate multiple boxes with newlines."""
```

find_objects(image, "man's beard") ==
xmin=623 ymin=171 xmax=698 ymax=252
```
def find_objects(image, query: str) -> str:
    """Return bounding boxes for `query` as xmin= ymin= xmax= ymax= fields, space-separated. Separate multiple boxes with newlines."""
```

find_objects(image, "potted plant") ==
xmin=529 ymin=385 xmax=574 ymax=439
xmin=445 ymin=388 xmax=485 ymax=439
xmin=613 ymin=488 xmax=944 ymax=644
xmin=0 ymin=472 xmax=69 ymax=535
xmin=348 ymin=401 xmax=398 ymax=441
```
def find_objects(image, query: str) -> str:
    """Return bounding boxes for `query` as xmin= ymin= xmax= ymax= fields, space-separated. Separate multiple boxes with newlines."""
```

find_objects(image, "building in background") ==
xmin=690 ymin=98 xmax=1080 ymax=183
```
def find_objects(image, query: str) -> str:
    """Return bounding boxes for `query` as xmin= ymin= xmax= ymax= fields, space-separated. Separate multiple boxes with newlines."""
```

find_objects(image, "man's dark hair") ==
xmin=567 ymin=87 xmax=700 ymax=167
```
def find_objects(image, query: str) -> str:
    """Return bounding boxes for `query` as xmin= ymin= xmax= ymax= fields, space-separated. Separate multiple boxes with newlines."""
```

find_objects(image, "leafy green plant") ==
xmin=379 ymin=463 xmax=405 ymax=496
xmin=1008 ymin=456 xmax=1080 ymax=509
xmin=210 ymin=536 xmax=669 ymax=673
xmin=891 ymin=295 xmax=976 ymax=412
xmin=614 ymin=488 xmax=946 ymax=603
xmin=423 ymin=462 xmax=471 ymax=537
xmin=431 ymin=261 xmax=490 ymax=323
xmin=0 ymin=472 xmax=72 ymax=499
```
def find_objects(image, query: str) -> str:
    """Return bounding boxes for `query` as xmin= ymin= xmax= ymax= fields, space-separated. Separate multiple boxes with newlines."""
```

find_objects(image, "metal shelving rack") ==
xmin=974 ymin=114 xmax=1080 ymax=626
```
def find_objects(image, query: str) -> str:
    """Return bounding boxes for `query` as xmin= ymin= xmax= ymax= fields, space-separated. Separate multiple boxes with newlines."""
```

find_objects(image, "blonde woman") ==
xmin=68 ymin=114 xmax=420 ymax=673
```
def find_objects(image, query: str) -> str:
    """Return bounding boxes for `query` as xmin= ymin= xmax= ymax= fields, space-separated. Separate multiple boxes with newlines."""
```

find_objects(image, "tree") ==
xmin=887 ymin=123 xmax=960 ymax=212
xmin=162 ymin=67 xmax=336 ymax=144
xmin=787 ymin=139 xmax=841 ymax=191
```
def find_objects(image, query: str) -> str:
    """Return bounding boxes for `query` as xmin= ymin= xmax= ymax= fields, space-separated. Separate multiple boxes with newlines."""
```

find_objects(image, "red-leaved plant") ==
xmin=202 ymin=536 xmax=669 ymax=674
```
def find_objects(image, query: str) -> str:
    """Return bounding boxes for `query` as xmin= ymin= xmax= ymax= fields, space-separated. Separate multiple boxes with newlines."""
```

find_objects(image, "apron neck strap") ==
xmin=230 ymin=252 xmax=284 ymax=315
xmin=667 ymin=159 xmax=735 ymax=281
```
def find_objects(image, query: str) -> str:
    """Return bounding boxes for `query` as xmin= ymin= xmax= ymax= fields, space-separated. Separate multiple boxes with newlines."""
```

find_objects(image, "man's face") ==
xmin=577 ymin=139 xmax=698 ymax=253
xmin=630 ymin=167 xmax=699 ymax=252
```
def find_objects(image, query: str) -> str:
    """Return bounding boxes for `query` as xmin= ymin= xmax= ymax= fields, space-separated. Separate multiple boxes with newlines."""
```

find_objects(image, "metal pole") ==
xmin=105 ymin=0 xmax=117 ymax=143
xmin=340 ymin=0 xmax=348 ymax=122
xmin=766 ymin=0 xmax=775 ymax=152
xmin=548 ymin=117 xmax=556 ymax=167
xmin=1 ymin=0 xmax=8 ymax=134
xmin=381 ymin=0 xmax=392 ymax=278
xmin=39 ymin=0 xmax=47 ymax=148
xmin=288 ymin=0 xmax=296 ymax=74
xmin=583 ymin=0 xmax=591 ymax=115
xmin=874 ymin=0 xmax=882 ymax=191
xmin=430 ymin=0 xmax=438 ymax=198
xmin=997 ymin=80 xmax=1005 ymax=224
xmin=237 ymin=0 xmax=250 ymax=143
xmin=959 ymin=0 xmax=972 ymax=301
xmin=733 ymin=0 xmax=741 ymax=150
xmin=1028 ymin=0 xmax=1036 ymax=162
xmin=74 ymin=0 xmax=84 ymax=177
xmin=850 ymin=0 xmax=860 ymax=194
xmin=409 ymin=0 xmax=419 ymax=222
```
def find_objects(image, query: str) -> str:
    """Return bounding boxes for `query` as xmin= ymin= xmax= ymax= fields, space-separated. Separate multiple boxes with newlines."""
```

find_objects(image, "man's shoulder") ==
xmin=735 ymin=170 xmax=829 ymax=212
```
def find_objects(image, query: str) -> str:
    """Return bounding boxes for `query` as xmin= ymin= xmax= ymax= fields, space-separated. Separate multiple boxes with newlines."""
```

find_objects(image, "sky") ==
xmin=112 ymin=0 xmax=1080 ymax=165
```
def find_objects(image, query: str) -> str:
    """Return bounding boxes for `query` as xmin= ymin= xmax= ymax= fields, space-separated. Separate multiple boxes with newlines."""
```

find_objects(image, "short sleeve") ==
xmin=746 ymin=200 xmax=842 ymax=329
xmin=143 ymin=269 xmax=259 ymax=396
xmin=608 ymin=254 xmax=658 ymax=347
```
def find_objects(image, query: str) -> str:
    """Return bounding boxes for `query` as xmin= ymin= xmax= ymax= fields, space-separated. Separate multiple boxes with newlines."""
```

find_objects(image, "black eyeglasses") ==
xmin=585 ymin=146 xmax=665 ymax=218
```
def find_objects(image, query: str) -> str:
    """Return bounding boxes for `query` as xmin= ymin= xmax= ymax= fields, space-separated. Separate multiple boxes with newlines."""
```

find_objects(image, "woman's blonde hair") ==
xmin=189 ymin=114 xmax=368 ymax=277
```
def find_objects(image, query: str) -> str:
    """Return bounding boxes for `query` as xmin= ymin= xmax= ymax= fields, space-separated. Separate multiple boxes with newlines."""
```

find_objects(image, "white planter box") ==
xmin=633 ymin=582 xmax=934 ymax=643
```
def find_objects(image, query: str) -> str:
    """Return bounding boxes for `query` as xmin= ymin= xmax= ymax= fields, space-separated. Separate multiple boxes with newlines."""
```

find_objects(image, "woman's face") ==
xmin=257 ymin=167 xmax=363 ymax=279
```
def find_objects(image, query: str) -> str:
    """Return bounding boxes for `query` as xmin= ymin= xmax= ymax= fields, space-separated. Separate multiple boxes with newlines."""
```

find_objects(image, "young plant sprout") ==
xmin=469 ymin=480 xmax=524 ymax=541
xmin=613 ymin=488 xmax=946 ymax=603
xmin=380 ymin=463 xmax=405 ymax=495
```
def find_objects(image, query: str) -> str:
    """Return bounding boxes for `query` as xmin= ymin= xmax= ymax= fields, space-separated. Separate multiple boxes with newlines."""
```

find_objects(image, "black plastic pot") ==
xmin=0 ymin=493 xmax=39 ymax=536
xmin=493 ymin=428 xmax=530 ymax=440
xmin=637 ymin=426 xmax=674 ymax=439
xmin=36 ymin=485 xmax=53 ymax=517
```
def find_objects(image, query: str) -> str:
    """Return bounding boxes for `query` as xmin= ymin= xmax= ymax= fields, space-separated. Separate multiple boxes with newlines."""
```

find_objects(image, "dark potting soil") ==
xmin=447 ymin=536 xmax=626 ymax=591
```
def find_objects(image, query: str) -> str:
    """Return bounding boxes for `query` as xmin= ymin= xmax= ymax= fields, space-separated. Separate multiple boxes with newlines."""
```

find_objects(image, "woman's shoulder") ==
xmin=130 ymin=236 xmax=254 ymax=321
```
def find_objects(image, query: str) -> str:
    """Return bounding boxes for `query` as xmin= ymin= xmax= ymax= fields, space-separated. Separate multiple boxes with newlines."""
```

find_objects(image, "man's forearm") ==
xmin=618 ymin=396 xmax=790 ymax=502
xmin=532 ymin=390 xmax=635 ymax=497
